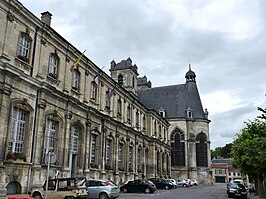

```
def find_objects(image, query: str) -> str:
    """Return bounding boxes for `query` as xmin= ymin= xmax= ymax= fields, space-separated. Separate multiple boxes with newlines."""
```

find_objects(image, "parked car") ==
xmin=30 ymin=177 xmax=88 ymax=199
xmin=176 ymin=179 xmax=189 ymax=187
xmin=79 ymin=179 xmax=119 ymax=199
xmin=166 ymin=179 xmax=178 ymax=188
xmin=148 ymin=178 xmax=175 ymax=189
xmin=120 ymin=179 xmax=156 ymax=193
xmin=185 ymin=179 xmax=192 ymax=186
xmin=227 ymin=182 xmax=247 ymax=199
xmin=191 ymin=179 xmax=198 ymax=186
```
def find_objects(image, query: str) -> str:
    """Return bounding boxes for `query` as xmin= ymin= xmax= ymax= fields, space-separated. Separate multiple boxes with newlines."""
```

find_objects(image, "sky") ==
xmin=19 ymin=0 xmax=266 ymax=149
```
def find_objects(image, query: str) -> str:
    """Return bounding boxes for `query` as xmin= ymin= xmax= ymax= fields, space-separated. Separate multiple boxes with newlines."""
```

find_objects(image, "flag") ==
xmin=92 ymin=66 xmax=105 ymax=89
xmin=70 ymin=50 xmax=86 ymax=72
xmin=107 ymin=88 xmax=115 ymax=98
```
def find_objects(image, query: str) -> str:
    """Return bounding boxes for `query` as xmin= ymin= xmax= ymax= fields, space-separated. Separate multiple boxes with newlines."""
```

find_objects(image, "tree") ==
xmin=231 ymin=109 xmax=266 ymax=198
xmin=211 ymin=143 xmax=232 ymax=159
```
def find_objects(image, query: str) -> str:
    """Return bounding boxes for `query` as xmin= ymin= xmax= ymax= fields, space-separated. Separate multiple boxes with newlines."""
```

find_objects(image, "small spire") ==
xmin=189 ymin=63 xmax=191 ymax=71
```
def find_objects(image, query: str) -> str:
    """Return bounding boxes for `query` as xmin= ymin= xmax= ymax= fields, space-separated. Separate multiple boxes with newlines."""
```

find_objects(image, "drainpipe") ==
xmin=30 ymin=26 xmax=39 ymax=76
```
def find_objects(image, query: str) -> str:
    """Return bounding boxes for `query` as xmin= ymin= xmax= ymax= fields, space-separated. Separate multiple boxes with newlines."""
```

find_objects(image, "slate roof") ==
xmin=137 ymin=81 xmax=205 ymax=119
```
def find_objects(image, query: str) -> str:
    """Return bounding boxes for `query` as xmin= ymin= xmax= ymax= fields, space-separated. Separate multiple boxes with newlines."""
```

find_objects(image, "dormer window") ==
xmin=186 ymin=106 xmax=193 ymax=118
xmin=158 ymin=107 xmax=166 ymax=118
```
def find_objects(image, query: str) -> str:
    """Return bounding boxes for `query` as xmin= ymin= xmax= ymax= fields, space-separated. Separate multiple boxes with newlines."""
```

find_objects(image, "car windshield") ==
xmin=230 ymin=183 xmax=245 ymax=189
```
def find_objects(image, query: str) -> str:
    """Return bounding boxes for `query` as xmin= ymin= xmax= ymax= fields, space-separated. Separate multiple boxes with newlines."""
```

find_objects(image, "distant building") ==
xmin=211 ymin=158 xmax=243 ymax=183
xmin=0 ymin=0 xmax=211 ymax=196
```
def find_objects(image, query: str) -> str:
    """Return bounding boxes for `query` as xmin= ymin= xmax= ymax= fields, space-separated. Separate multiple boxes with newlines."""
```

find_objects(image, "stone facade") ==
xmin=0 ymin=0 xmax=171 ymax=196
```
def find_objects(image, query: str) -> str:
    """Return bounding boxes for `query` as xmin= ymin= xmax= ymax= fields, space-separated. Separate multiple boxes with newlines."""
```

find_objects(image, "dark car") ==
xmin=120 ymin=179 xmax=156 ymax=193
xmin=227 ymin=183 xmax=247 ymax=199
xmin=148 ymin=178 xmax=175 ymax=189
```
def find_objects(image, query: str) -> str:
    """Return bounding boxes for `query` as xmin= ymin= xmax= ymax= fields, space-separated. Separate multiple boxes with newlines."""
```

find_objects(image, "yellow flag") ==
xmin=70 ymin=50 xmax=86 ymax=72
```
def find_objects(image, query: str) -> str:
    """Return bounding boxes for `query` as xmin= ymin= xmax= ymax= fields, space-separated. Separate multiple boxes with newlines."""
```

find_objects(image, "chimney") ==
xmin=41 ymin=11 xmax=52 ymax=26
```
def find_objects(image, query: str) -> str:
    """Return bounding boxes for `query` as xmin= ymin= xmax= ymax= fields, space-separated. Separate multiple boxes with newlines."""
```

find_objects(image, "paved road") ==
xmin=118 ymin=183 xmax=252 ymax=199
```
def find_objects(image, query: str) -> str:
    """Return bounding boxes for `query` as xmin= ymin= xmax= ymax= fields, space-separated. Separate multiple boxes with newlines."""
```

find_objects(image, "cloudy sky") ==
xmin=19 ymin=0 xmax=266 ymax=149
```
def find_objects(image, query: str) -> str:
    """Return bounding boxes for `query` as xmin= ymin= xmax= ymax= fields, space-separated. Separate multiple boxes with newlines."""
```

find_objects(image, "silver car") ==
xmin=80 ymin=179 xmax=119 ymax=199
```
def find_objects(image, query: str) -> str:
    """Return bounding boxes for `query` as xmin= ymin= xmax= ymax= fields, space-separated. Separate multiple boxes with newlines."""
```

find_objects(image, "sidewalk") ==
xmin=249 ymin=193 xmax=262 ymax=199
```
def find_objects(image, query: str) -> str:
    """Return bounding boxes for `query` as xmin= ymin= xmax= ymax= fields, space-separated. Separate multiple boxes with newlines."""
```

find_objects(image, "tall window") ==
xmin=90 ymin=134 xmax=97 ymax=164
xmin=127 ymin=105 xmax=131 ymax=123
xmin=72 ymin=70 xmax=80 ymax=90
xmin=105 ymin=91 xmax=111 ymax=109
xmin=117 ymin=99 xmax=122 ymax=116
xmin=118 ymin=142 xmax=125 ymax=170
xmin=157 ymin=150 xmax=160 ymax=173
xmin=48 ymin=54 xmax=59 ymax=78
xmin=43 ymin=118 xmax=59 ymax=163
xmin=90 ymin=81 xmax=97 ymax=100
xmin=154 ymin=120 xmax=157 ymax=136
xmin=118 ymin=74 xmax=123 ymax=86
xmin=137 ymin=148 xmax=142 ymax=172
xmin=8 ymin=107 xmax=28 ymax=153
xmin=128 ymin=146 xmax=133 ymax=171
xmin=143 ymin=116 xmax=146 ymax=131
xmin=196 ymin=133 xmax=208 ymax=167
xmin=17 ymin=33 xmax=31 ymax=63
xmin=170 ymin=129 xmax=185 ymax=166
xmin=71 ymin=125 xmax=79 ymax=154
xmin=106 ymin=138 xmax=113 ymax=166
xmin=136 ymin=111 xmax=139 ymax=128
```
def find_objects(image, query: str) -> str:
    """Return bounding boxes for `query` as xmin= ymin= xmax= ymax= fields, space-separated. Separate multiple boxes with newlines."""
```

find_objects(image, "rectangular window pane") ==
xmin=9 ymin=107 xmax=27 ymax=153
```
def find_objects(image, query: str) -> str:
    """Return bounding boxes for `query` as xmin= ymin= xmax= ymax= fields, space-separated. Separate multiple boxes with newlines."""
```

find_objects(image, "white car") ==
xmin=191 ymin=179 xmax=198 ymax=186
xmin=30 ymin=177 xmax=88 ymax=199
xmin=176 ymin=179 xmax=189 ymax=187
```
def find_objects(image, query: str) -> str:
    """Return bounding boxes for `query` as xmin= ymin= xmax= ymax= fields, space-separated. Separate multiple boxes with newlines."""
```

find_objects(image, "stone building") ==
xmin=0 ymin=0 xmax=211 ymax=196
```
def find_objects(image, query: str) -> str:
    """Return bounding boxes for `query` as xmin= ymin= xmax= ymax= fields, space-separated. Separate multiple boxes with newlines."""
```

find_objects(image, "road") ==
xmin=118 ymin=183 xmax=249 ymax=199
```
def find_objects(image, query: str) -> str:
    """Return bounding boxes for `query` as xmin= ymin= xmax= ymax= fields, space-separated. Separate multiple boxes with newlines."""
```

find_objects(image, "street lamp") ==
xmin=44 ymin=148 xmax=56 ymax=199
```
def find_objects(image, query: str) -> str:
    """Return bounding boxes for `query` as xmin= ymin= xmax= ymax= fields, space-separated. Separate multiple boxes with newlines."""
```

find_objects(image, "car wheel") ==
xmin=183 ymin=184 xmax=187 ymax=187
xmin=99 ymin=193 xmax=108 ymax=199
xmin=123 ymin=187 xmax=128 ymax=193
xmin=145 ymin=188 xmax=151 ymax=193
xmin=65 ymin=197 xmax=75 ymax=199
xmin=165 ymin=185 xmax=169 ymax=190
xmin=33 ymin=193 xmax=42 ymax=199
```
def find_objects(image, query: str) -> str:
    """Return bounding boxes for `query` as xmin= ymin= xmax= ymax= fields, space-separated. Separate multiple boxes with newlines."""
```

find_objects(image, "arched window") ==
xmin=8 ymin=107 xmax=28 ymax=154
xmin=70 ymin=125 xmax=80 ymax=154
xmin=137 ymin=147 xmax=142 ymax=173
xmin=170 ymin=128 xmax=185 ymax=166
xmin=43 ymin=117 xmax=59 ymax=164
xmin=90 ymin=132 xmax=99 ymax=168
xmin=70 ymin=124 xmax=81 ymax=177
xmin=157 ymin=150 xmax=160 ymax=173
xmin=118 ymin=142 xmax=125 ymax=171
xmin=118 ymin=74 xmax=123 ymax=86
xmin=196 ymin=133 xmax=208 ymax=167
xmin=106 ymin=137 xmax=113 ymax=168
xmin=128 ymin=145 xmax=134 ymax=172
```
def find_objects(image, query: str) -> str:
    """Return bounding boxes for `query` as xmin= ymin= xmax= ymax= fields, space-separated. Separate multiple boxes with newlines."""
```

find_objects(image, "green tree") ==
xmin=231 ymin=112 xmax=266 ymax=198
xmin=211 ymin=143 xmax=232 ymax=159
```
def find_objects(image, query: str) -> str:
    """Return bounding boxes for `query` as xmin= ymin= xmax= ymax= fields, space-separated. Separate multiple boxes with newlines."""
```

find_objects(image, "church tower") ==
xmin=109 ymin=57 xmax=139 ymax=95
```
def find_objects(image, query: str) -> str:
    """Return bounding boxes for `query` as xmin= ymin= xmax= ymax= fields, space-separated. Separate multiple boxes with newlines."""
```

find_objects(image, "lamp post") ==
xmin=45 ymin=148 xmax=56 ymax=199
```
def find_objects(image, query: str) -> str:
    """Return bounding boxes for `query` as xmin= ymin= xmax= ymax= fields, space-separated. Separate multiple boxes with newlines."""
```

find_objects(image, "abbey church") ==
xmin=0 ymin=0 xmax=211 ymax=196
